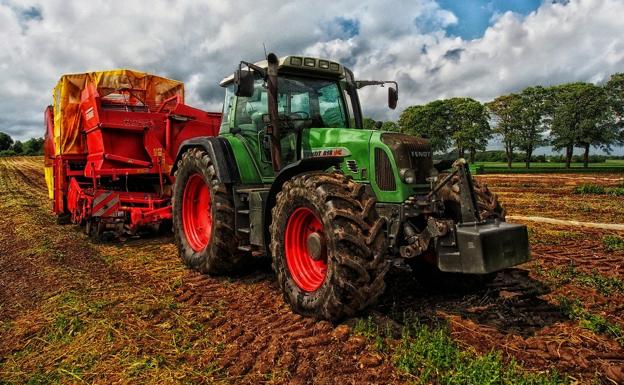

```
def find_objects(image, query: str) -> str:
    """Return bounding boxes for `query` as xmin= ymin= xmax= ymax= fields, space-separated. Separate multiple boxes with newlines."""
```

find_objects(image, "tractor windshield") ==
xmin=222 ymin=75 xmax=352 ymax=133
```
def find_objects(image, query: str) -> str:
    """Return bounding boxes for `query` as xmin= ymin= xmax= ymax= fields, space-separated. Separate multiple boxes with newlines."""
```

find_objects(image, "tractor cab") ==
xmin=218 ymin=54 xmax=397 ymax=176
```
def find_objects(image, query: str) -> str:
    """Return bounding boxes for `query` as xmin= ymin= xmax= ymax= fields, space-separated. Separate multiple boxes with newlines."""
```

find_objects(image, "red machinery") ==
xmin=44 ymin=70 xmax=220 ymax=237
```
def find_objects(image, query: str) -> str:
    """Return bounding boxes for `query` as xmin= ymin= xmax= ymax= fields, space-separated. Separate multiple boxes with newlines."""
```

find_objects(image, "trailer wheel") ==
xmin=56 ymin=213 xmax=71 ymax=225
xmin=172 ymin=148 xmax=244 ymax=274
xmin=270 ymin=172 xmax=389 ymax=321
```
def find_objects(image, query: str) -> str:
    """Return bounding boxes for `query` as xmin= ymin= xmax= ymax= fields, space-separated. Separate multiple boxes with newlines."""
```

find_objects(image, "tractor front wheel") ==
xmin=172 ymin=148 xmax=244 ymax=274
xmin=270 ymin=172 xmax=389 ymax=321
xmin=438 ymin=174 xmax=506 ymax=220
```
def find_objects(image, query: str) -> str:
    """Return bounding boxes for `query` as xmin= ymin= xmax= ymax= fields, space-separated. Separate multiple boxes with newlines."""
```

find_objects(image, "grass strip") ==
xmin=557 ymin=296 xmax=624 ymax=347
xmin=354 ymin=316 xmax=566 ymax=385
xmin=573 ymin=183 xmax=624 ymax=196
xmin=536 ymin=263 xmax=624 ymax=296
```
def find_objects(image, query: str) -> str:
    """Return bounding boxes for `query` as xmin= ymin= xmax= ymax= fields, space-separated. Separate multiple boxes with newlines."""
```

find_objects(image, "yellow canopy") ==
xmin=52 ymin=69 xmax=185 ymax=155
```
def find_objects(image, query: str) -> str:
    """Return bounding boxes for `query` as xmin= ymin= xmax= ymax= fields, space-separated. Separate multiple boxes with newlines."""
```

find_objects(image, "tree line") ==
xmin=0 ymin=132 xmax=44 ymax=157
xmin=397 ymin=73 xmax=624 ymax=168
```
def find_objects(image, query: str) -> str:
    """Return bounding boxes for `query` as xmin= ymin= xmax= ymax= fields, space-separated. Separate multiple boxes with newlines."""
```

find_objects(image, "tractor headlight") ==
xmin=400 ymin=168 xmax=416 ymax=184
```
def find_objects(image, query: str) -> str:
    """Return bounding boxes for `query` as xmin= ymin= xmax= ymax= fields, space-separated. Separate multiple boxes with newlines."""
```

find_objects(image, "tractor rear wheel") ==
xmin=270 ymin=172 xmax=389 ymax=321
xmin=172 ymin=148 xmax=244 ymax=274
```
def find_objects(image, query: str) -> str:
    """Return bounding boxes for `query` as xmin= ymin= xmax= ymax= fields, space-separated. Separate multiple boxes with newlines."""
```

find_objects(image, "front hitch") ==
xmin=427 ymin=159 xmax=531 ymax=274
xmin=429 ymin=158 xmax=480 ymax=223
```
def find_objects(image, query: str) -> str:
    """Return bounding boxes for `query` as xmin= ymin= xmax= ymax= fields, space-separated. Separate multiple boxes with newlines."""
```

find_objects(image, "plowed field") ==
xmin=1 ymin=157 xmax=623 ymax=384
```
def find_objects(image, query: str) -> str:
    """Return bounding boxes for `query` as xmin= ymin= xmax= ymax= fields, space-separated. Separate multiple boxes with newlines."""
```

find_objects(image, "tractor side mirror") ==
xmin=234 ymin=69 xmax=255 ymax=98
xmin=388 ymin=87 xmax=398 ymax=110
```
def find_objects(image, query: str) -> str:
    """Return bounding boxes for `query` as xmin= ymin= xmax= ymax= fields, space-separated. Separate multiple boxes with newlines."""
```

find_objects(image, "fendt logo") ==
xmin=410 ymin=151 xmax=431 ymax=158
xmin=303 ymin=147 xmax=351 ymax=158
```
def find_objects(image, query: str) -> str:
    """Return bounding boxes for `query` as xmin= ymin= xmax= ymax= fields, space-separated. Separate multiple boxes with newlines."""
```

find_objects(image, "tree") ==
xmin=605 ymin=73 xmax=624 ymax=145
xmin=549 ymin=84 xmax=576 ymax=168
xmin=362 ymin=118 xmax=377 ymax=130
xmin=399 ymin=98 xmax=490 ymax=160
xmin=399 ymin=101 xmax=455 ymax=152
xmin=450 ymin=98 xmax=491 ymax=163
xmin=0 ymin=132 xmax=13 ymax=151
xmin=381 ymin=121 xmax=399 ymax=132
xmin=12 ymin=140 xmax=23 ymax=154
xmin=575 ymin=85 xmax=614 ymax=167
xmin=550 ymin=83 xmax=615 ymax=168
xmin=515 ymin=86 xmax=549 ymax=168
xmin=361 ymin=118 xmax=399 ymax=132
xmin=23 ymin=138 xmax=44 ymax=155
xmin=486 ymin=94 xmax=523 ymax=168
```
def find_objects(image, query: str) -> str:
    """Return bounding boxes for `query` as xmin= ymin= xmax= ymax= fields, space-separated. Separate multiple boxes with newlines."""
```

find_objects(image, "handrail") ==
xmin=156 ymin=95 xmax=182 ymax=113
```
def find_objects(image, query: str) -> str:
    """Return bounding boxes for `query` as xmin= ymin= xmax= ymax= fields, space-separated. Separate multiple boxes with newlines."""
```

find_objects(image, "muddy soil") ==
xmin=1 ymin=157 xmax=623 ymax=384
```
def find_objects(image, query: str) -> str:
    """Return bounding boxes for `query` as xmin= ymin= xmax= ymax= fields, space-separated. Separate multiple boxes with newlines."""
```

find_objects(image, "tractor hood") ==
xmin=301 ymin=128 xmax=374 ymax=166
xmin=300 ymin=128 xmax=433 ymax=203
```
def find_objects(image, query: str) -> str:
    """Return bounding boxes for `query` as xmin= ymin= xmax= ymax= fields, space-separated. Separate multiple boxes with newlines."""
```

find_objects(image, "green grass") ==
xmin=472 ymin=161 xmax=624 ymax=174
xmin=537 ymin=263 xmax=624 ymax=296
xmin=353 ymin=316 xmax=390 ymax=352
xmin=394 ymin=318 xmax=565 ymax=385
xmin=557 ymin=297 xmax=624 ymax=347
xmin=573 ymin=183 xmax=624 ymax=196
xmin=603 ymin=235 xmax=624 ymax=251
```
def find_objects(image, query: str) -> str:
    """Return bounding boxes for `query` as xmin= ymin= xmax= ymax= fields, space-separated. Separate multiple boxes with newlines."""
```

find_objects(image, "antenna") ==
xmin=263 ymin=43 xmax=268 ymax=59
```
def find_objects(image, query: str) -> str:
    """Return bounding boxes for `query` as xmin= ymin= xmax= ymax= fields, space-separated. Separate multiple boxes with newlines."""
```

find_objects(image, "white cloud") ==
xmin=0 ymin=0 xmax=623 ymax=144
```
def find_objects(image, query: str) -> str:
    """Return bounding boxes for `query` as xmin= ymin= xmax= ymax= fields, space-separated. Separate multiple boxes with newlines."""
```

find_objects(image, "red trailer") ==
xmin=44 ymin=70 xmax=220 ymax=237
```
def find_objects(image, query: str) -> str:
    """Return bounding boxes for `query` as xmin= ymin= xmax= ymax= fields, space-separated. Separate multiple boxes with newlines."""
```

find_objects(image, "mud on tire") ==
xmin=270 ymin=172 xmax=390 ymax=321
xmin=438 ymin=174 xmax=506 ymax=220
xmin=172 ymin=148 xmax=244 ymax=274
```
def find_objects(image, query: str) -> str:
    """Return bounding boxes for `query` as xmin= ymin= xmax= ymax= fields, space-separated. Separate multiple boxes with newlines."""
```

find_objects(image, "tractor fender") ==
xmin=171 ymin=137 xmax=240 ymax=184
xmin=262 ymin=156 xmax=344 ymax=252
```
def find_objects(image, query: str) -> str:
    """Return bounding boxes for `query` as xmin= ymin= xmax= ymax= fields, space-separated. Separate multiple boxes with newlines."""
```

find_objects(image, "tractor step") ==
xmin=234 ymin=187 xmax=269 ymax=253
xmin=235 ymin=188 xmax=263 ymax=194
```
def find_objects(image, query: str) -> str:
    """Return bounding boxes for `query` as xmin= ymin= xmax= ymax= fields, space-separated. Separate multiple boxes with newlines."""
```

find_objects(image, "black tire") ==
xmin=172 ymin=148 xmax=244 ymax=274
xmin=438 ymin=174 xmax=506 ymax=220
xmin=56 ymin=213 xmax=71 ymax=225
xmin=270 ymin=172 xmax=390 ymax=321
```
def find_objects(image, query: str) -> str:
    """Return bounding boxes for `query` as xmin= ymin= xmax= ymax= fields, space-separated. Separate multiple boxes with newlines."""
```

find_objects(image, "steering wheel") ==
xmin=288 ymin=111 xmax=310 ymax=120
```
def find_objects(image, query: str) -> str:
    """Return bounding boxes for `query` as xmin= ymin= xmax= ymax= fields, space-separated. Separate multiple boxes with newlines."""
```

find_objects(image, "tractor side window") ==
xmin=318 ymin=84 xmax=347 ymax=128
xmin=342 ymin=87 xmax=356 ymax=128
xmin=220 ymin=85 xmax=236 ymax=133
xmin=234 ymin=78 xmax=269 ymax=131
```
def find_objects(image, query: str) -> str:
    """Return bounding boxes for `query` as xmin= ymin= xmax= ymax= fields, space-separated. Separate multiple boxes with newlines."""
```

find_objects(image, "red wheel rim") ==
xmin=182 ymin=174 xmax=212 ymax=252
xmin=284 ymin=207 xmax=328 ymax=292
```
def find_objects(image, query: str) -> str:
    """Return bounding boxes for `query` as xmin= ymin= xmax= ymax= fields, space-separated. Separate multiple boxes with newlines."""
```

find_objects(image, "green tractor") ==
xmin=171 ymin=53 xmax=530 ymax=321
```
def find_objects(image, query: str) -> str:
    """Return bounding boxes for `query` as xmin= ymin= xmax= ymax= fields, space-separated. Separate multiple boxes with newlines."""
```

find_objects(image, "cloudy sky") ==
xmin=1 ymin=0 xmax=623 ymax=153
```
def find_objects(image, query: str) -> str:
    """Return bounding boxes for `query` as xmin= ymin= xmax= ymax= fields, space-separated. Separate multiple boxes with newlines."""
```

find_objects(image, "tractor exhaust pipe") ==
xmin=266 ymin=53 xmax=282 ymax=172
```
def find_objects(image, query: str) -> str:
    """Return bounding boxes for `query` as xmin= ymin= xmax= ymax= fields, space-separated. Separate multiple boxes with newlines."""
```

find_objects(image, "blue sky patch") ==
xmin=439 ymin=0 xmax=542 ymax=39
xmin=20 ymin=6 xmax=42 ymax=22
xmin=324 ymin=16 xmax=360 ymax=40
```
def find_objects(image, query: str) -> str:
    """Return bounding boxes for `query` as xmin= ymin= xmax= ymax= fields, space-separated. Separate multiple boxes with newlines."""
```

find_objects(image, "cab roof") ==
xmin=219 ymin=56 xmax=347 ymax=86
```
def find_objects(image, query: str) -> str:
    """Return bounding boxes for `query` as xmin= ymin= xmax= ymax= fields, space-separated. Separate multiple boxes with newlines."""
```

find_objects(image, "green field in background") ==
xmin=471 ymin=159 xmax=624 ymax=174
